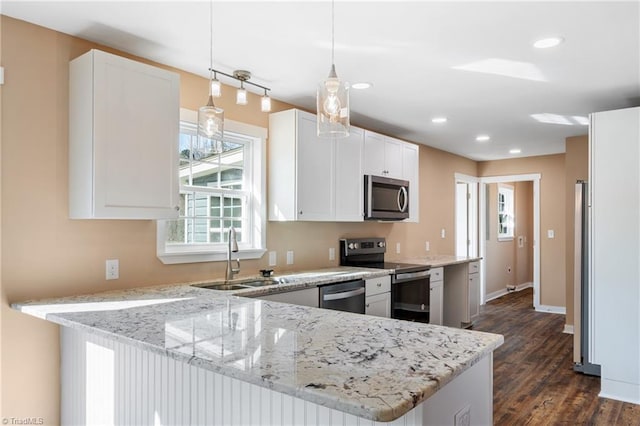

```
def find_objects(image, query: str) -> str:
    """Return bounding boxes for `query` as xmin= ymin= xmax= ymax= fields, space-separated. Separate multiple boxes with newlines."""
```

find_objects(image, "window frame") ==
xmin=156 ymin=108 xmax=267 ymax=264
xmin=497 ymin=183 xmax=515 ymax=241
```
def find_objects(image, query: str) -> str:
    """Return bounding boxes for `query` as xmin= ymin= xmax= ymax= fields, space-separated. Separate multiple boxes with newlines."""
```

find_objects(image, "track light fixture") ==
xmin=208 ymin=68 xmax=272 ymax=112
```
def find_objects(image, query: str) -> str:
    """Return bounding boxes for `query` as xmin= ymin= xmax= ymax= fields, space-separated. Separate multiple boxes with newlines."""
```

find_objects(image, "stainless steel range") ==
xmin=340 ymin=237 xmax=432 ymax=322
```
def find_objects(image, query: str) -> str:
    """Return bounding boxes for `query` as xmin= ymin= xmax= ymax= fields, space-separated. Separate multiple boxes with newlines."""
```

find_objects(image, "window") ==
xmin=157 ymin=109 xmax=266 ymax=264
xmin=497 ymin=184 xmax=514 ymax=241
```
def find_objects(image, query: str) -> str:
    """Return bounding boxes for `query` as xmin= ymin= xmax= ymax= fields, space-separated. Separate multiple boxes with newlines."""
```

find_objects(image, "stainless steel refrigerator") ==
xmin=573 ymin=181 xmax=601 ymax=376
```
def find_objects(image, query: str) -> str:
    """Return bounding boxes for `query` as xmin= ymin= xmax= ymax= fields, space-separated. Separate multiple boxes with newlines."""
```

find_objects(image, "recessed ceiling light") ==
xmin=432 ymin=117 xmax=448 ymax=124
xmin=351 ymin=82 xmax=372 ymax=90
xmin=476 ymin=135 xmax=490 ymax=142
xmin=509 ymin=148 xmax=522 ymax=154
xmin=533 ymin=37 xmax=564 ymax=49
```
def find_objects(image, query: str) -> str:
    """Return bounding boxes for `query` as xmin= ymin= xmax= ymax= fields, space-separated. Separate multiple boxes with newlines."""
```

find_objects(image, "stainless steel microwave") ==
xmin=364 ymin=175 xmax=410 ymax=220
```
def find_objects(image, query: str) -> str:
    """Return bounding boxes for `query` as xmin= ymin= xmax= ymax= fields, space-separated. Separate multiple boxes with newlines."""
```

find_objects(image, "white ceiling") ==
xmin=3 ymin=1 xmax=639 ymax=160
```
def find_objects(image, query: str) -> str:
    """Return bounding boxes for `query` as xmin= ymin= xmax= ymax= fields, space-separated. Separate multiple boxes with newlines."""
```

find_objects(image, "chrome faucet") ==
xmin=226 ymin=227 xmax=240 ymax=281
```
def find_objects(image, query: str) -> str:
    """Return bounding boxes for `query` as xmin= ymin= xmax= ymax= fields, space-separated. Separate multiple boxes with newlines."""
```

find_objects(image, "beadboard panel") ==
xmin=61 ymin=328 xmax=492 ymax=425
xmin=61 ymin=328 xmax=432 ymax=425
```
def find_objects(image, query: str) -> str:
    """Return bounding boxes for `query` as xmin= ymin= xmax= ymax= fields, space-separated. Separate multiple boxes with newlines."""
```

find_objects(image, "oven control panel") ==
xmin=340 ymin=237 xmax=387 ymax=258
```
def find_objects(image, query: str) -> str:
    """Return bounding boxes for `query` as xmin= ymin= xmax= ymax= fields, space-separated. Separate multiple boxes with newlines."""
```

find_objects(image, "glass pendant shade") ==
xmin=197 ymin=94 xmax=224 ymax=154
xmin=236 ymin=83 xmax=248 ymax=105
xmin=261 ymin=93 xmax=271 ymax=112
xmin=317 ymin=64 xmax=350 ymax=138
xmin=210 ymin=77 xmax=222 ymax=98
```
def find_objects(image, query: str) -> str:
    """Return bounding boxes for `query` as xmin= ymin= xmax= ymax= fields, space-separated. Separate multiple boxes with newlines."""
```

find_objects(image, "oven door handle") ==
xmin=395 ymin=269 xmax=431 ymax=281
xmin=322 ymin=287 xmax=365 ymax=301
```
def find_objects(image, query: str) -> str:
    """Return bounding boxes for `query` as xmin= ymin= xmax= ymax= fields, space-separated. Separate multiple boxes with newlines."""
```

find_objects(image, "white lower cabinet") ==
xmin=429 ymin=267 xmax=444 ymax=325
xmin=365 ymin=276 xmax=391 ymax=318
xmin=468 ymin=264 xmax=480 ymax=321
xmin=443 ymin=261 xmax=481 ymax=328
xmin=259 ymin=287 xmax=319 ymax=308
xmin=365 ymin=292 xmax=391 ymax=317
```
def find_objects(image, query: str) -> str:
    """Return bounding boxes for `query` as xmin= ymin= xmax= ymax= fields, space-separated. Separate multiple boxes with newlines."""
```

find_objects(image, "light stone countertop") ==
xmin=399 ymin=255 xmax=482 ymax=268
xmin=12 ymin=266 xmax=502 ymax=422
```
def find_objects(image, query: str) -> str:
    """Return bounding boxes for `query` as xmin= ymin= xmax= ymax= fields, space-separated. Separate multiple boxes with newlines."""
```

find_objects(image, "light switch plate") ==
xmin=441 ymin=228 xmax=446 ymax=239
xmin=396 ymin=242 xmax=401 ymax=254
xmin=268 ymin=251 xmax=277 ymax=267
xmin=547 ymin=229 xmax=555 ymax=239
xmin=425 ymin=241 xmax=430 ymax=251
xmin=286 ymin=250 xmax=294 ymax=265
xmin=329 ymin=247 xmax=335 ymax=261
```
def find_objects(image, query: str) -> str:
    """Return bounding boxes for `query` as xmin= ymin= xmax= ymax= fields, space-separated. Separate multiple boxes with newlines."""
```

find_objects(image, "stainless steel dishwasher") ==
xmin=319 ymin=279 xmax=366 ymax=314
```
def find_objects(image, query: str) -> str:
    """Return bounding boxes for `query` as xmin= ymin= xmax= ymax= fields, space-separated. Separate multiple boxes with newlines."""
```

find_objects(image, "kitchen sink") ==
xmin=198 ymin=284 xmax=249 ymax=291
xmin=193 ymin=277 xmax=282 ymax=291
xmin=239 ymin=279 xmax=280 ymax=287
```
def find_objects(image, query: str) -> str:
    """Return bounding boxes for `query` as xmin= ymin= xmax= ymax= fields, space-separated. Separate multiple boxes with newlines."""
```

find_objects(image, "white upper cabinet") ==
xmin=296 ymin=112 xmax=335 ymax=220
xmin=363 ymin=131 xmax=386 ymax=176
xmin=363 ymin=131 xmax=404 ymax=179
xmin=269 ymin=109 xmax=420 ymax=222
xmin=335 ymin=127 xmax=364 ymax=221
xmin=383 ymin=136 xmax=404 ymax=178
xmin=269 ymin=109 xmax=363 ymax=222
xmin=363 ymin=130 xmax=420 ymax=222
xmin=69 ymin=49 xmax=180 ymax=219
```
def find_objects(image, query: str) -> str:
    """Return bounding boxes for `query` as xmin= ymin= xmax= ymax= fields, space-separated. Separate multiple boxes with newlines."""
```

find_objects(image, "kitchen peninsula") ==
xmin=13 ymin=267 xmax=502 ymax=425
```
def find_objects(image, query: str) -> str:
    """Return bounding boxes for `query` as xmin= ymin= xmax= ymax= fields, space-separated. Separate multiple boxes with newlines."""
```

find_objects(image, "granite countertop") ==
xmin=12 ymin=266 xmax=503 ymax=422
xmin=399 ymin=255 xmax=482 ymax=268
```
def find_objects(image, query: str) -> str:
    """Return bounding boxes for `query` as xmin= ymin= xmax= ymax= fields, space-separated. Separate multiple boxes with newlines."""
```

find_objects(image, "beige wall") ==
xmin=0 ymin=17 xmax=477 ymax=422
xmin=484 ymin=182 xmax=533 ymax=296
xmin=564 ymin=135 xmax=589 ymax=326
xmin=478 ymin=154 xmax=566 ymax=308
xmin=515 ymin=181 xmax=534 ymax=286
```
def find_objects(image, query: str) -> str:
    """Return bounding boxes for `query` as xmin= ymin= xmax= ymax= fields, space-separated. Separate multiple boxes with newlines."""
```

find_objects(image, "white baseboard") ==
xmin=485 ymin=282 xmax=534 ymax=302
xmin=535 ymin=305 xmax=566 ymax=315
xmin=563 ymin=324 xmax=574 ymax=334
xmin=600 ymin=378 xmax=640 ymax=405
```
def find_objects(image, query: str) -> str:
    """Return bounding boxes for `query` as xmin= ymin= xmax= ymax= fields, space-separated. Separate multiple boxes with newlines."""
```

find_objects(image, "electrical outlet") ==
xmin=425 ymin=241 xmax=430 ymax=252
xmin=286 ymin=250 xmax=294 ymax=265
xmin=441 ymin=228 xmax=446 ymax=239
xmin=268 ymin=251 xmax=277 ymax=267
xmin=329 ymin=247 xmax=335 ymax=261
xmin=106 ymin=259 xmax=119 ymax=280
xmin=396 ymin=242 xmax=401 ymax=254
xmin=454 ymin=405 xmax=471 ymax=426
xmin=547 ymin=229 xmax=555 ymax=239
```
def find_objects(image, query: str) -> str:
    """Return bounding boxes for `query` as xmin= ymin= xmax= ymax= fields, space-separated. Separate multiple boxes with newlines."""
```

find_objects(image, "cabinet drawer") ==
xmin=468 ymin=261 xmax=480 ymax=274
xmin=365 ymin=276 xmax=391 ymax=296
xmin=430 ymin=267 xmax=444 ymax=283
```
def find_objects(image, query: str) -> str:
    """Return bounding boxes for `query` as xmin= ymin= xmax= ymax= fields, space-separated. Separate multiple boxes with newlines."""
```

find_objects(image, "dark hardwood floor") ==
xmin=472 ymin=288 xmax=640 ymax=425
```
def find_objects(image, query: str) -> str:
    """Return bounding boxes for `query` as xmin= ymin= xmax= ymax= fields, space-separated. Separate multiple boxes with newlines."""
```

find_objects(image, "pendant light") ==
xmin=261 ymin=89 xmax=272 ymax=112
xmin=197 ymin=0 xmax=224 ymax=153
xmin=317 ymin=0 xmax=349 ymax=138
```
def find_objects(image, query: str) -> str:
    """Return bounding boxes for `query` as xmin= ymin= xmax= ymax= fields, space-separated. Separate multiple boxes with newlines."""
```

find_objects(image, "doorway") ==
xmin=479 ymin=174 xmax=541 ymax=308
xmin=455 ymin=173 xmax=479 ymax=259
